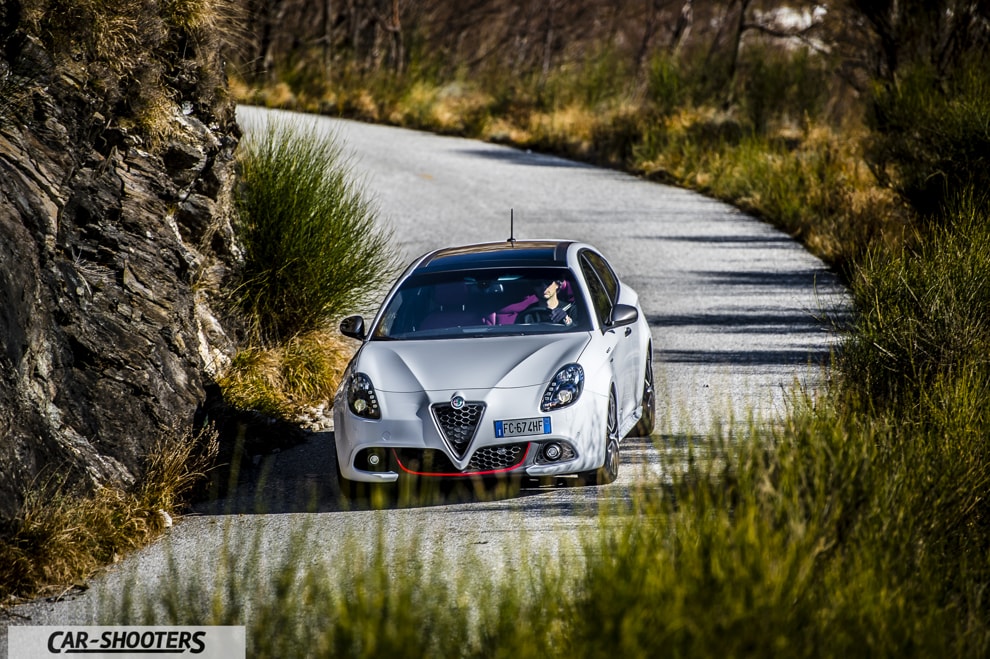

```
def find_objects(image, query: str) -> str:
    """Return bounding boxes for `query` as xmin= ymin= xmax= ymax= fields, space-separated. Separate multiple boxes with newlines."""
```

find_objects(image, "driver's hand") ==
xmin=550 ymin=307 xmax=569 ymax=324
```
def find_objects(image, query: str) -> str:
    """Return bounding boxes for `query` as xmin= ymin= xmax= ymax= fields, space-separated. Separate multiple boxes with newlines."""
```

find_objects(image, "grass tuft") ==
xmin=217 ymin=329 xmax=354 ymax=420
xmin=232 ymin=117 xmax=397 ymax=345
xmin=98 ymin=400 xmax=990 ymax=656
xmin=0 ymin=426 xmax=218 ymax=602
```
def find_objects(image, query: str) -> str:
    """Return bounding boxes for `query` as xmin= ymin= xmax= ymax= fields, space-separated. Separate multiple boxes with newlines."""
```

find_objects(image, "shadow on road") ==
xmin=192 ymin=430 xmax=565 ymax=516
xmin=455 ymin=147 xmax=591 ymax=168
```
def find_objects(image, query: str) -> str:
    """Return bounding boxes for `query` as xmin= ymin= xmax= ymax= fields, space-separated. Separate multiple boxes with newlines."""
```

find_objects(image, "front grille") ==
xmin=431 ymin=402 xmax=484 ymax=458
xmin=394 ymin=444 xmax=528 ymax=476
xmin=467 ymin=444 xmax=528 ymax=472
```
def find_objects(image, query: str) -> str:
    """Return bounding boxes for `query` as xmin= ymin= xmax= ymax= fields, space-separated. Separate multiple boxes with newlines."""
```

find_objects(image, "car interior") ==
xmin=376 ymin=271 xmax=584 ymax=337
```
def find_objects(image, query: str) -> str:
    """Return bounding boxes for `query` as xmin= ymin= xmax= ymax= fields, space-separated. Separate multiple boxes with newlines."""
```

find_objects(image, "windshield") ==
xmin=372 ymin=268 xmax=590 ymax=340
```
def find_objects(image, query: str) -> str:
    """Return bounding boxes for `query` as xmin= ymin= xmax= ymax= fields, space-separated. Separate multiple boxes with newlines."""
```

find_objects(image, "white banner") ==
xmin=7 ymin=626 xmax=246 ymax=659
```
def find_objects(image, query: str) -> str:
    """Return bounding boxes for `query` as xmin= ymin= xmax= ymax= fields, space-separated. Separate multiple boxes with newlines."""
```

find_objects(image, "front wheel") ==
xmin=580 ymin=390 xmax=620 ymax=486
xmin=630 ymin=349 xmax=656 ymax=437
xmin=593 ymin=436 xmax=620 ymax=485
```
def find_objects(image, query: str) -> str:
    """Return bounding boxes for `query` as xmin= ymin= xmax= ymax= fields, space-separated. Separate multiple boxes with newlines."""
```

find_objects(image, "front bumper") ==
xmin=333 ymin=385 xmax=608 ymax=482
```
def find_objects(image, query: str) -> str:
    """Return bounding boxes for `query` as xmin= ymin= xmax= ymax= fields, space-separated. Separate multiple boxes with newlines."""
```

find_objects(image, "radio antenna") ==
xmin=508 ymin=209 xmax=516 ymax=245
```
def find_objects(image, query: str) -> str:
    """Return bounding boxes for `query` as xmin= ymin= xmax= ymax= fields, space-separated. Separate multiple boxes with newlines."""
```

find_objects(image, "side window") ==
xmin=580 ymin=256 xmax=612 ymax=328
xmin=583 ymin=251 xmax=619 ymax=302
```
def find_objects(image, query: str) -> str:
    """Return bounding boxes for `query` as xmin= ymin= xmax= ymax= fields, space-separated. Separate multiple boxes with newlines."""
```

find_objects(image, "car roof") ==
xmin=415 ymin=240 xmax=575 ymax=273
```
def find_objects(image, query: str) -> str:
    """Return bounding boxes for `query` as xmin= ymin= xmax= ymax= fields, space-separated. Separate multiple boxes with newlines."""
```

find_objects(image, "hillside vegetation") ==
xmin=219 ymin=1 xmax=990 ymax=655
xmin=229 ymin=1 xmax=989 ymax=273
xmin=3 ymin=0 xmax=990 ymax=654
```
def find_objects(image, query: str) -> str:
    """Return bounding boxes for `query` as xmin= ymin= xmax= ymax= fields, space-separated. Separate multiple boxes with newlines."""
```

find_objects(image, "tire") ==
xmin=630 ymin=349 xmax=656 ymax=437
xmin=580 ymin=389 xmax=620 ymax=486
xmin=595 ymin=436 xmax=620 ymax=485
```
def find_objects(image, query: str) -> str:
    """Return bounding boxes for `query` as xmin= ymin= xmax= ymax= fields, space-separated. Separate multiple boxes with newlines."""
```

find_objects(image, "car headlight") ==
xmin=347 ymin=372 xmax=381 ymax=419
xmin=541 ymin=364 xmax=584 ymax=412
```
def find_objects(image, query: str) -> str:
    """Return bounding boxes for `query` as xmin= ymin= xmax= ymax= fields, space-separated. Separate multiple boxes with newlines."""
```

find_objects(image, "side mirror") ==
xmin=610 ymin=304 xmax=639 ymax=327
xmin=339 ymin=315 xmax=366 ymax=341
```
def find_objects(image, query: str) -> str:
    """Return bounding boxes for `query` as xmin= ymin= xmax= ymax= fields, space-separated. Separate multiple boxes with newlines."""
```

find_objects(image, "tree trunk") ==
xmin=541 ymin=0 xmax=557 ymax=84
xmin=389 ymin=0 xmax=403 ymax=74
xmin=669 ymin=0 xmax=693 ymax=57
xmin=322 ymin=0 xmax=333 ymax=80
xmin=723 ymin=0 xmax=752 ymax=107
xmin=634 ymin=0 xmax=661 ymax=79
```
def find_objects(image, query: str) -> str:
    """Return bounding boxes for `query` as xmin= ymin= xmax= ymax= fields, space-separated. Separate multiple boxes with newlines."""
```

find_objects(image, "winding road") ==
xmin=2 ymin=106 xmax=847 ymax=638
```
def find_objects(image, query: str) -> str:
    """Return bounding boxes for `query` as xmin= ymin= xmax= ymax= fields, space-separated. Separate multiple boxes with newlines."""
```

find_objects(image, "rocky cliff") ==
xmin=0 ymin=4 xmax=240 ymax=522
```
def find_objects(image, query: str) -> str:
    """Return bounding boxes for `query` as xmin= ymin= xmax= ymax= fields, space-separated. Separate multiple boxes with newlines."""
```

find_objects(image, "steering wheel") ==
xmin=519 ymin=308 xmax=553 ymax=324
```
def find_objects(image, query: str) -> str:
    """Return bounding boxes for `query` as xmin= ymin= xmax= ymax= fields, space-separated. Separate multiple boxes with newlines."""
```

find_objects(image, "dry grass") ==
xmin=527 ymin=104 xmax=598 ymax=153
xmin=0 ymin=426 xmax=218 ymax=603
xmin=16 ymin=0 xmax=238 ymax=147
xmin=217 ymin=330 xmax=355 ymax=421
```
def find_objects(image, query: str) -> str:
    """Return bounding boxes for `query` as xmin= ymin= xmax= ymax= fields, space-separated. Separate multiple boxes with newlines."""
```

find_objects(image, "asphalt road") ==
xmin=1 ymin=106 xmax=848 ymax=638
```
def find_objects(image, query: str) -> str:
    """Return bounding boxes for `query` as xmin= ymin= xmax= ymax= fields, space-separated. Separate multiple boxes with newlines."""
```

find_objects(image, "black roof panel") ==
xmin=416 ymin=241 xmax=572 ymax=273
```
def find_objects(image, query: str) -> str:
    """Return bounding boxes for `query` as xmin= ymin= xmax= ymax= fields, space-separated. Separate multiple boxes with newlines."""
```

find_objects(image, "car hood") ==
xmin=356 ymin=334 xmax=592 ymax=392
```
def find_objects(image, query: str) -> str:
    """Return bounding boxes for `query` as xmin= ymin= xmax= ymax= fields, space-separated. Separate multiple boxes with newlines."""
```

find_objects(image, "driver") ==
xmin=487 ymin=277 xmax=576 ymax=325
xmin=530 ymin=279 xmax=574 ymax=325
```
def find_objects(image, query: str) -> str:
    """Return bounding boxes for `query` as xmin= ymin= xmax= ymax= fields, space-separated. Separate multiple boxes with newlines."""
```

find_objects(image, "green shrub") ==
xmin=645 ymin=53 xmax=686 ymax=117
xmin=233 ymin=119 xmax=396 ymax=344
xmin=104 ymin=399 xmax=990 ymax=656
xmin=842 ymin=192 xmax=990 ymax=413
xmin=569 ymin=45 xmax=631 ymax=108
xmin=737 ymin=45 xmax=830 ymax=135
xmin=864 ymin=57 xmax=990 ymax=218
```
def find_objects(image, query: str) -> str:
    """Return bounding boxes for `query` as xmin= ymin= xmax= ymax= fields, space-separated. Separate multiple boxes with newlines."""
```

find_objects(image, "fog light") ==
xmin=543 ymin=442 xmax=563 ymax=461
xmin=361 ymin=447 xmax=388 ymax=471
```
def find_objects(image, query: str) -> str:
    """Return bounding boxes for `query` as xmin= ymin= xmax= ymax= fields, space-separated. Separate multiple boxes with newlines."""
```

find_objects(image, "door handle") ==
xmin=624 ymin=327 xmax=632 ymax=337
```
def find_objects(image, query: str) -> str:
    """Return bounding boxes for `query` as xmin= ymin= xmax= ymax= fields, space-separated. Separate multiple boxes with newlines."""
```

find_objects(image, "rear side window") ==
xmin=580 ymin=256 xmax=612 ymax=328
xmin=582 ymin=250 xmax=619 ymax=302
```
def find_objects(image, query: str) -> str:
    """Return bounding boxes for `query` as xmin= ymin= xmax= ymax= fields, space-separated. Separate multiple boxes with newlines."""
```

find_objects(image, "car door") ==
xmin=579 ymin=250 xmax=640 ymax=430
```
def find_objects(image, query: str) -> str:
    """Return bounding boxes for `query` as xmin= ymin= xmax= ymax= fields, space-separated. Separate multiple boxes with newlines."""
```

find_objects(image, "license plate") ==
xmin=494 ymin=416 xmax=551 ymax=438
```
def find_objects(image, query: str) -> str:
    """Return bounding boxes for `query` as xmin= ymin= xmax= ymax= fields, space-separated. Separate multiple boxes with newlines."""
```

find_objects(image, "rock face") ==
xmin=0 ymin=14 xmax=240 ymax=522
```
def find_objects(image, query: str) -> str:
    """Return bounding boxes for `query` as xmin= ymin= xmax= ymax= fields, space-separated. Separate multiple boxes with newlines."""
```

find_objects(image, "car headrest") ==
xmin=433 ymin=282 xmax=469 ymax=310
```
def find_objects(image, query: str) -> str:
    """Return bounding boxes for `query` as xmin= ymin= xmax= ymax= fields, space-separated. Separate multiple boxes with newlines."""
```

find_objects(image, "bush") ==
xmin=645 ymin=53 xmax=687 ymax=117
xmin=737 ymin=45 xmax=830 ymax=136
xmin=233 ymin=119 xmax=396 ymax=344
xmin=217 ymin=329 xmax=354 ymax=419
xmin=103 ymin=402 xmax=990 ymax=656
xmin=864 ymin=57 xmax=990 ymax=218
xmin=842 ymin=192 xmax=990 ymax=413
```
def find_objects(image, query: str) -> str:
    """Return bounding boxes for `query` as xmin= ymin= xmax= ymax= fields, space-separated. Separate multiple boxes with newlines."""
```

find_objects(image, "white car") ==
xmin=333 ymin=240 xmax=655 ymax=494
